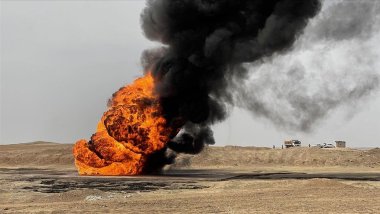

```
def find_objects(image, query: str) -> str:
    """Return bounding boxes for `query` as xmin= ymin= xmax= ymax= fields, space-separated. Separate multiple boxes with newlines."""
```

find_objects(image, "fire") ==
xmin=73 ymin=73 xmax=178 ymax=175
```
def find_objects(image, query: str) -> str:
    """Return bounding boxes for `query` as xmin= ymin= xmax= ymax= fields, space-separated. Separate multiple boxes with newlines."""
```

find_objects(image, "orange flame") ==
xmin=73 ymin=73 xmax=177 ymax=175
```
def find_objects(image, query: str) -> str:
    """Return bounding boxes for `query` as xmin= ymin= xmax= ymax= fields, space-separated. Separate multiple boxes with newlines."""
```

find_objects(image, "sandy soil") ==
xmin=1 ymin=142 xmax=380 ymax=213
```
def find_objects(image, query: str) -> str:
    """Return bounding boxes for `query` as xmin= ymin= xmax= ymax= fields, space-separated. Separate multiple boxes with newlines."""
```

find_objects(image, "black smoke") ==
xmin=139 ymin=0 xmax=321 ymax=171
xmin=233 ymin=0 xmax=380 ymax=132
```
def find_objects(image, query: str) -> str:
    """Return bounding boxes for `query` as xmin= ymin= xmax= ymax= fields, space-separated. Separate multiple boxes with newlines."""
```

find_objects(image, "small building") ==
xmin=335 ymin=141 xmax=346 ymax=148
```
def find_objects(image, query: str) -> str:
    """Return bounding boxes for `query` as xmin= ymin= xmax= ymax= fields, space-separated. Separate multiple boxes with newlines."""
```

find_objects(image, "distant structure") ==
xmin=335 ymin=141 xmax=346 ymax=148
xmin=284 ymin=140 xmax=301 ymax=148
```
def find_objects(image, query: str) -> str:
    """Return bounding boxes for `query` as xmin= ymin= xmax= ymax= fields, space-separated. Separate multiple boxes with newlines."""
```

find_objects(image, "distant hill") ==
xmin=0 ymin=142 xmax=74 ymax=168
xmin=0 ymin=142 xmax=379 ymax=169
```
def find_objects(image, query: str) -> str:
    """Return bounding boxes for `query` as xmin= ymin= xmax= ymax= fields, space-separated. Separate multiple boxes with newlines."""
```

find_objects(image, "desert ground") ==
xmin=1 ymin=142 xmax=380 ymax=213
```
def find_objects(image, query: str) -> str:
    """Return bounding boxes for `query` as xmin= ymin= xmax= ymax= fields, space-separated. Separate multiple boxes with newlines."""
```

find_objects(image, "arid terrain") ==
xmin=1 ymin=142 xmax=380 ymax=213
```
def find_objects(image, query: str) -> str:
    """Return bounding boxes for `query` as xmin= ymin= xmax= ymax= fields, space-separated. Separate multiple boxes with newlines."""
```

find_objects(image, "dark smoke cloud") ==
xmin=234 ymin=0 xmax=380 ymax=132
xmin=310 ymin=0 xmax=380 ymax=41
xmin=140 ymin=0 xmax=321 ymax=158
xmin=168 ymin=124 xmax=215 ymax=154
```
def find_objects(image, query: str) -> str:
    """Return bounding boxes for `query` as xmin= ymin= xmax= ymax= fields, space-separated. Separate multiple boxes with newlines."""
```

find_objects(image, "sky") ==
xmin=1 ymin=0 xmax=379 ymax=147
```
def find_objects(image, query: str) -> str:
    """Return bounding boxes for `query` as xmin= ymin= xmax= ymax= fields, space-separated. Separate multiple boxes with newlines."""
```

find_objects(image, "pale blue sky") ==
xmin=1 ymin=0 xmax=379 ymax=147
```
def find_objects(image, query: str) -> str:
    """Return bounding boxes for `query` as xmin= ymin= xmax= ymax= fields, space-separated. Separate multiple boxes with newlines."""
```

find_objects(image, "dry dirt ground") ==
xmin=1 ymin=142 xmax=380 ymax=213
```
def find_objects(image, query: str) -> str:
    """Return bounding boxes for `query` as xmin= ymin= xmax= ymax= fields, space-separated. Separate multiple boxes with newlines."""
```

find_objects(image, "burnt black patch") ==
xmin=21 ymin=178 xmax=207 ymax=194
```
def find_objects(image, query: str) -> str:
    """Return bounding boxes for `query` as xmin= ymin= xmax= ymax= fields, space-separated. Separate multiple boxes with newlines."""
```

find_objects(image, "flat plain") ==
xmin=1 ymin=142 xmax=379 ymax=213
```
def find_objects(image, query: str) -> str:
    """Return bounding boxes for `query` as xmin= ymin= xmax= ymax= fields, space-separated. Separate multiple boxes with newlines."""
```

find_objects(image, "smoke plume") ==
xmin=234 ymin=0 xmax=380 ymax=131
xmin=140 ymin=0 xmax=322 ymax=158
